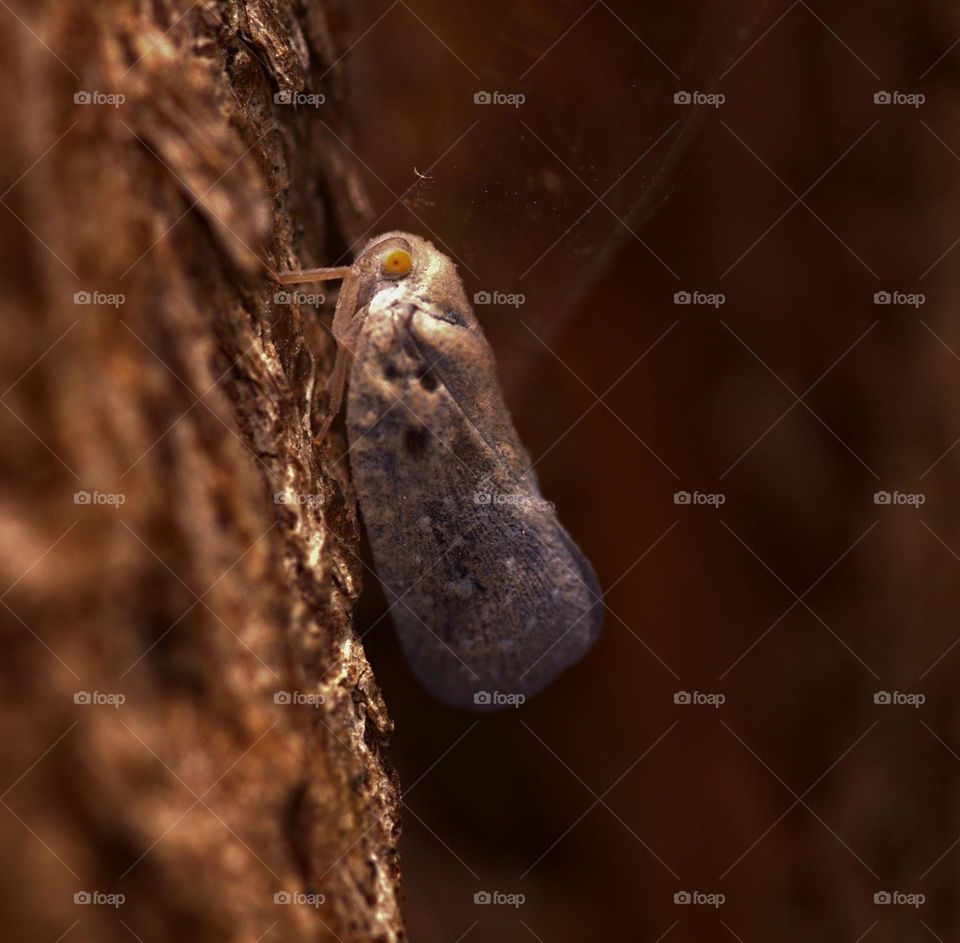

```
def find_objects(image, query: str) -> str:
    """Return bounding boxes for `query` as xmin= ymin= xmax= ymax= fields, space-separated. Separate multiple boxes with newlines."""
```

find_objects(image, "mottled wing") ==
xmin=346 ymin=291 xmax=602 ymax=709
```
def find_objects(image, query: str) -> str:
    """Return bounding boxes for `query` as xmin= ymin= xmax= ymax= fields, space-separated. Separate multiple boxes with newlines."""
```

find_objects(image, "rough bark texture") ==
xmin=0 ymin=2 xmax=402 ymax=941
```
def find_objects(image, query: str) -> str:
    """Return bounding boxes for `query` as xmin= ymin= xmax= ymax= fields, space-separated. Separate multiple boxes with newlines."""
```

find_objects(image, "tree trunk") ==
xmin=0 ymin=2 xmax=402 ymax=941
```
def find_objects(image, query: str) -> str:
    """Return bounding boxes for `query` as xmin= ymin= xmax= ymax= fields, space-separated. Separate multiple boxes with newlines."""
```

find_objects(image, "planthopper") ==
xmin=276 ymin=232 xmax=602 ymax=710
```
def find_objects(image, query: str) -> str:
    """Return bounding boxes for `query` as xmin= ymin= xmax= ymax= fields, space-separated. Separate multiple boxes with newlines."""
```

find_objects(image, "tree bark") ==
xmin=0 ymin=2 xmax=402 ymax=941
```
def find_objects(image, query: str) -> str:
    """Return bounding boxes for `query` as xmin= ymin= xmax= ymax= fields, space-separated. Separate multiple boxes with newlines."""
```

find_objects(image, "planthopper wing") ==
xmin=346 ymin=284 xmax=602 ymax=710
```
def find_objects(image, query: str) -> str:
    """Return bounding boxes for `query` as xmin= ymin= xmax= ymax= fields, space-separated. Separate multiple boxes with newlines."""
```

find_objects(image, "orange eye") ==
xmin=381 ymin=248 xmax=413 ymax=278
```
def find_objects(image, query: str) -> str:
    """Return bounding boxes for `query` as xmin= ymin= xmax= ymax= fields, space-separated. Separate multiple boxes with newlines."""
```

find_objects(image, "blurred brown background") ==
xmin=3 ymin=0 xmax=960 ymax=941
xmin=341 ymin=1 xmax=960 ymax=940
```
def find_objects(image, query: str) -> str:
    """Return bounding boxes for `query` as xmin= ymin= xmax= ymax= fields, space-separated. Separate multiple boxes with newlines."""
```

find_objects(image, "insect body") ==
xmin=277 ymin=233 xmax=602 ymax=709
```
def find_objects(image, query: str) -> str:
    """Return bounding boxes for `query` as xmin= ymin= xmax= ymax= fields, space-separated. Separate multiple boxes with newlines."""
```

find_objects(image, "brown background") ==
xmin=2 ymin=1 xmax=960 ymax=941
xmin=343 ymin=1 xmax=960 ymax=940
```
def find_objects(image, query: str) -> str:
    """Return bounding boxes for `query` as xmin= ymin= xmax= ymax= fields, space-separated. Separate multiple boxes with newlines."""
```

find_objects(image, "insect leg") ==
xmin=316 ymin=269 xmax=364 ymax=441
xmin=275 ymin=266 xmax=353 ymax=285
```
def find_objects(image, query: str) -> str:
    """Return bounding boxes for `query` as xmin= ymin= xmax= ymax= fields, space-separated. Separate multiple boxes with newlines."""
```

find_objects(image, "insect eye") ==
xmin=381 ymin=248 xmax=413 ymax=278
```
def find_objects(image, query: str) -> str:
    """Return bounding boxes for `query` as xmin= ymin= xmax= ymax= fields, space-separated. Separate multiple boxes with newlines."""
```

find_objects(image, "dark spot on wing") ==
xmin=418 ymin=366 xmax=439 ymax=391
xmin=404 ymin=425 xmax=430 ymax=458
